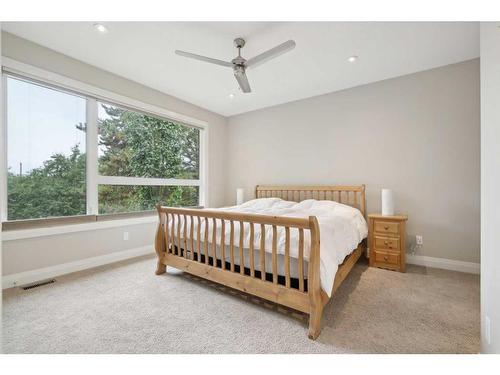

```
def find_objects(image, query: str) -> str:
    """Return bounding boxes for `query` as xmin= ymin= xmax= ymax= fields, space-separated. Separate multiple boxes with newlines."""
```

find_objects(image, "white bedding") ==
xmin=170 ymin=198 xmax=368 ymax=297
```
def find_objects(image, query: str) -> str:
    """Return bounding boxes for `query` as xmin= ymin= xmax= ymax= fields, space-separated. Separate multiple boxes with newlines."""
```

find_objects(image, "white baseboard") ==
xmin=2 ymin=245 xmax=154 ymax=289
xmin=406 ymin=254 xmax=480 ymax=274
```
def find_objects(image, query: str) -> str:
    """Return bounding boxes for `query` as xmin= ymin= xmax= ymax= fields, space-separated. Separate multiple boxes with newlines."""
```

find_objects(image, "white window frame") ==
xmin=0 ymin=57 xmax=209 ymax=223
xmin=0 ymin=72 xmax=7 ymax=222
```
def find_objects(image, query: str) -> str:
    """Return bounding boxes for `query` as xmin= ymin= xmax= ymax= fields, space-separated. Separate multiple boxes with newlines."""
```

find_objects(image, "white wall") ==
xmin=226 ymin=60 xmax=480 ymax=264
xmin=480 ymin=22 xmax=500 ymax=354
xmin=1 ymin=32 xmax=228 ymax=280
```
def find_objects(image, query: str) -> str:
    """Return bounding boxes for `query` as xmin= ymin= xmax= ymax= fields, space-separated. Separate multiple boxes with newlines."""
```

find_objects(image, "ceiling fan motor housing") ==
xmin=234 ymin=38 xmax=246 ymax=49
xmin=231 ymin=56 xmax=246 ymax=66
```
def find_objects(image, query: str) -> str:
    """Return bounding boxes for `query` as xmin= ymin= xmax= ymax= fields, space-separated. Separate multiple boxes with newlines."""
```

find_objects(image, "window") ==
xmin=6 ymin=77 xmax=86 ymax=220
xmin=96 ymin=102 xmax=200 ymax=214
xmin=1 ymin=71 xmax=206 ymax=222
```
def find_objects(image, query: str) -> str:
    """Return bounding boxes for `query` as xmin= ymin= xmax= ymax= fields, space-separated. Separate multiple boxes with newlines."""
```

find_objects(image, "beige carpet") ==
xmin=2 ymin=254 xmax=479 ymax=353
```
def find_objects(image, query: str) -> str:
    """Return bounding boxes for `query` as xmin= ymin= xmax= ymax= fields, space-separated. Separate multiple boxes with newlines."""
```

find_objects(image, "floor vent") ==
xmin=21 ymin=279 xmax=56 ymax=290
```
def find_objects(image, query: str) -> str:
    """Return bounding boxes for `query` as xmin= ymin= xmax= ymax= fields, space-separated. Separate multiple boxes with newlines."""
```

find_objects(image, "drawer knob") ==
xmin=384 ymin=226 xmax=389 ymax=230
xmin=384 ymin=241 xmax=388 ymax=245
xmin=384 ymin=256 xmax=388 ymax=261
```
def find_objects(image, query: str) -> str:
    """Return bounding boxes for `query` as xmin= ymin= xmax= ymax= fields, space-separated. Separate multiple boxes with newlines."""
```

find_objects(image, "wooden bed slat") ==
xmin=229 ymin=221 xmax=235 ymax=272
xmin=212 ymin=218 xmax=217 ymax=265
xmin=174 ymin=214 xmax=178 ymax=256
xmin=272 ymin=225 xmax=278 ymax=284
xmin=298 ymin=228 xmax=305 ymax=292
xmin=169 ymin=214 xmax=174 ymax=255
xmin=249 ymin=223 xmax=255 ymax=277
xmin=172 ymin=214 xmax=177 ymax=256
xmin=239 ymin=221 xmax=245 ymax=274
xmin=183 ymin=215 xmax=188 ymax=259
xmin=176 ymin=214 xmax=181 ymax=256
xmin=260 ymin=224 xmax=266 ymax=281
xmin=190 ymin=216 xmax=194 ymax=260
xmin=197 ymin=216 xmax=201 ymax=261
xmin=204 ymin=218 xmax=209 ymax=265
xmin=220 ymin=220 xmax=226 ymax=270
xmin=164 ymin=213 xmax=170 ymax=254
xmin=285 ymin=227 xmax=291 ymax=288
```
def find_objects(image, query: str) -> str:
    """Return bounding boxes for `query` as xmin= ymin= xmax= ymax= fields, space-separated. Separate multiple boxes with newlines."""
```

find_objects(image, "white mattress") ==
xmin=170 ymin=198 xmax=368 ymax=297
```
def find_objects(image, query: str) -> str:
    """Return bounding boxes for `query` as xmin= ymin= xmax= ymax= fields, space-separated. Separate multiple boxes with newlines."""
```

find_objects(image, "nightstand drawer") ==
xmin=374 ymin=221 xmax=400 ymax=235
xmin=374 ymin=236 xmax=400 ymax=251
xmin=374 ymin=250 xmax=400 ymax=266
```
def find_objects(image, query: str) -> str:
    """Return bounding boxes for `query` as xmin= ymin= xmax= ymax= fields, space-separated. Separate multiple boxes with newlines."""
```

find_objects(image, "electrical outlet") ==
xmin=485 ymin=316 xmax=491 ymax=345
xmin=123 ymin=231 xmax=129 ymax=241
xmin=416 ymin=235 xmax=423 ymax=246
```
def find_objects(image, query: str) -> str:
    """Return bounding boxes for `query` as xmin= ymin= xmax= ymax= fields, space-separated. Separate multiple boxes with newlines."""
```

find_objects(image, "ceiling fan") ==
xmin=175 ymin=38 xmax=296 ymax=93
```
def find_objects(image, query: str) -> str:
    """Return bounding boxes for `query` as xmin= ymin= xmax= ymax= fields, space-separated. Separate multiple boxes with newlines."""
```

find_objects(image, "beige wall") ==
xmin=480 ymin=22 xmax=500 ymax=353
xmin=3 ymin=222 xmax=156 ymax=274
xmin=1 ymin=32 xmax=228 ymax=277
xmin=226 ymin=59 xmax=480 ymax=263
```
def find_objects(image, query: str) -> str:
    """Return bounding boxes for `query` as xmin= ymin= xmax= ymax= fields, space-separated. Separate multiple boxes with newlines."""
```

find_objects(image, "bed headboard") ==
xmin=255 ymin=185 xmax=366 ymax=216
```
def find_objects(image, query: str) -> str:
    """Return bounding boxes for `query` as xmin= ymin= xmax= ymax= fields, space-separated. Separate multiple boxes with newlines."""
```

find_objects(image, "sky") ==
xmin=7 ymin=76 xmax=86 ymax=174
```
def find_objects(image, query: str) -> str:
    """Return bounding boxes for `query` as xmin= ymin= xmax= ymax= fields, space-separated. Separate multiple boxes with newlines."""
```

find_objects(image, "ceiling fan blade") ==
xmin=175 ymin=50 xmax=233 ymax=67
xmin=234 ymin=69 xmax=251 ymax=93
xmin=246 ymin=40 xmax=296 ymax=69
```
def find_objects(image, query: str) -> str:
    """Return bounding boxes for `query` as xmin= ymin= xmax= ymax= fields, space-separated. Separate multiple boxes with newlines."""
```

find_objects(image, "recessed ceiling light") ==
xmin=93 ymin=23 xmax=109 ymax=34
xmin=348 ymin=55 xmax=358 ymax=63
xmin=229 ymin=93 xmax=235 ymax=99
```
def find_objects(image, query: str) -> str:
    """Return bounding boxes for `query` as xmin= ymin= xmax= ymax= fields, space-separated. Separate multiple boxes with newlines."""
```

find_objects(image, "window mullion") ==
xmin=96 ymin=175 xmax=200 ymax=186
xmin=86 ymin=98 xmax=98 ymax=215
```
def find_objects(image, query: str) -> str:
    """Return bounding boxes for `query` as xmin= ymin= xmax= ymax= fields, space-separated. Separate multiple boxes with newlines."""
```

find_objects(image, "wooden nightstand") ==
xmin=368 ymin=214 xmax=408 ymax=272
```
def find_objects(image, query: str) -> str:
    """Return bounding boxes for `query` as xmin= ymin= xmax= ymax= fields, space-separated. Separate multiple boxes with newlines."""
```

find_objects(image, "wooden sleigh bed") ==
xmin=154 ymin=185 xmax=366 ymax=339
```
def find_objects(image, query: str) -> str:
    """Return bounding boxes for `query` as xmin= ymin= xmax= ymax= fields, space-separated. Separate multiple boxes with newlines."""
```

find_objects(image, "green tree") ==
xmin=7 ymin=145 xmax=86 ymax=220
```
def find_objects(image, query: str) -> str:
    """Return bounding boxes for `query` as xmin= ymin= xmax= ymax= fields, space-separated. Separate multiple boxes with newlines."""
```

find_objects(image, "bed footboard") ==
xmin=154 ymin=205 xmax=323 ymax=339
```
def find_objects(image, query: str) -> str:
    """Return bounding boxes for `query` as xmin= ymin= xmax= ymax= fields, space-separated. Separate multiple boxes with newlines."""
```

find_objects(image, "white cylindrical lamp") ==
xmin=381 ymin=188 xmax=395 ymax=216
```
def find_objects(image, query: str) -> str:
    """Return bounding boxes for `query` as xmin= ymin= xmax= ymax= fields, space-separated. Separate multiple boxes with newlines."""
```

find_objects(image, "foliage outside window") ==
xmin=98 ymin=185 xmax=199 ymax=214
xmin=4 ymin=76 xmax=203 ymax=221
xmin=97 ymin=103 xmax=200 ymax=214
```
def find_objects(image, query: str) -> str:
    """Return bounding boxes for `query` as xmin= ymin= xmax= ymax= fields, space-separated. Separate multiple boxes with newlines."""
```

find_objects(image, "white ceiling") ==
xmin=1 ymin=22 xmax=479 ymax=117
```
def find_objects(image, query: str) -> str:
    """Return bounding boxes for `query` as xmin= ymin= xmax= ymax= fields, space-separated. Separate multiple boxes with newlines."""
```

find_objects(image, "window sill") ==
xmin=1 ymin=211 xmax=158 ymax=242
